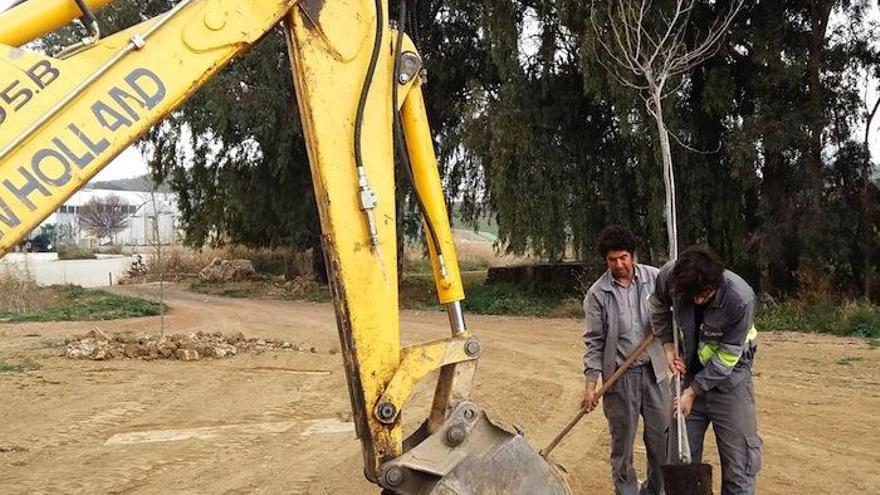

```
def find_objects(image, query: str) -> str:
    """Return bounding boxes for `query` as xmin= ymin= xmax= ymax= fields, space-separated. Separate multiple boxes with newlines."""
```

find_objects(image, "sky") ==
xmin=92 ymin=148 xmax=149 ymax=182
xmin=2 ymin=0 xmax=880 ymax=179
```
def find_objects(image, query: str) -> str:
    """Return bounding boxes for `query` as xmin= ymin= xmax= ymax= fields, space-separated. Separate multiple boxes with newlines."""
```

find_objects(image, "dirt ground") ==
xmin=0 ymin=284 xmax=877 ymax=494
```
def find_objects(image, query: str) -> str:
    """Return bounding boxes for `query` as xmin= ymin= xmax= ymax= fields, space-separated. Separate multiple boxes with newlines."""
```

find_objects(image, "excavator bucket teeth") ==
xmin=379 ymin=401 xmax=572 ymax=495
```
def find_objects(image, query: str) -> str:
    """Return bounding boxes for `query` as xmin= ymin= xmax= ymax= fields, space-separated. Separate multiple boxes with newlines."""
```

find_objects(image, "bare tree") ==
xmin=78 ymin=194 xmax=129 ymax=243
xmin=145 ymin=178 xmax=166 ymax=336
xmin=54 ymin=220 xmax=76 ymax=246
xmin=591 ymin=0 xmax=744 ymax=258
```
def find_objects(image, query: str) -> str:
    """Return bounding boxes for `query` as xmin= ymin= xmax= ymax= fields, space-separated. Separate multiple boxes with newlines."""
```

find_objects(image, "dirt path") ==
xmin=0 ymin=284 xmax=877 ymax=494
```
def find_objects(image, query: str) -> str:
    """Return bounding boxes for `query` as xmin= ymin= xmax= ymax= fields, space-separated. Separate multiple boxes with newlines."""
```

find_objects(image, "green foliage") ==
xmin=757 ymin=301 xmax=880 ymax=337
xmin=64 ymin=1 xmax=318 ymax=253
xmin=0 ymin=358 xmax=40 ymax=373
xmin=841 ymin=305 xmax=880 ymax=338
xmin=0 ymin=286 xmax=166 ymax=322
xmin=452 ymin=0 xmax=668 ymax=262
xmin=836 ymin=356 xmax=864 ymax=366
xmin=45 ymin=0 xmax=880 ymax=301
xmin=57 ymin=245 xmax=96 ymax=260
xmin=462 ymin=283 xmax=564 ymax=316
xmin=30 ymin=223 xmax=56 ymax=252
xmin=447 ymin=0 xmax=880 ymax=299
xmin=147 ymin=28 xmax=321 ymax=252
xmin=396 ymin=274 xmax=440 ymax=309
xmin=397 ymin=272 xmax=581 ymax=317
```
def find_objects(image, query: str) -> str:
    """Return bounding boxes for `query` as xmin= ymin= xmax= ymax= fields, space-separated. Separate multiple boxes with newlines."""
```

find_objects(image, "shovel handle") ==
xmin=540 ymin=333 xmax=656 ymax=458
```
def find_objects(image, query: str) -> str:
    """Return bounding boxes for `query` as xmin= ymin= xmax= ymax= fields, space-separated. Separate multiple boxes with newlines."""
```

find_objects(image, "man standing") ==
xmin=649 ymin=246 xmax=762 ymax=495
xmin=583 ymin=226 xmax=670 ymax=495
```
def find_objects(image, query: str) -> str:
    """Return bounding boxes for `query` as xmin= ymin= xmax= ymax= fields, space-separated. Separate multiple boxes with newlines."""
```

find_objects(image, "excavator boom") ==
xmin=0 ymin=1 xmax=570 ymax=493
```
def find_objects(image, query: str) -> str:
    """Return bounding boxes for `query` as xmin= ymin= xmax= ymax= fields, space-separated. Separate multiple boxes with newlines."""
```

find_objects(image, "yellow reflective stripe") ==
xmin=747 ymin=325 xmax=758 ymax=342
xmin=698 ymin=326 xmax=757 ymax=367
xmin=715 ymin=348 xmax=741 ymax=368
xmin=698 ymin=342 xmax=717 ymax=365
xmin=700 ymin=342 xmax=742 ymax=368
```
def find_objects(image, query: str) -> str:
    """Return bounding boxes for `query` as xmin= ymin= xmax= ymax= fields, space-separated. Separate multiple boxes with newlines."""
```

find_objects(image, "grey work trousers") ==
xmin=681 ymin=374 xmax=762 ymax=495
xmin=602 ymin=364 xmax=671 ymax=495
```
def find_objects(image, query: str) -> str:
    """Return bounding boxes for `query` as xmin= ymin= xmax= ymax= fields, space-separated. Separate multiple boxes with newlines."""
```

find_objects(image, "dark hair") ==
xmin=671 ymin=246 xmax=724 ymax=297
xmin=596 ymin=225 xmax=639 ymax=257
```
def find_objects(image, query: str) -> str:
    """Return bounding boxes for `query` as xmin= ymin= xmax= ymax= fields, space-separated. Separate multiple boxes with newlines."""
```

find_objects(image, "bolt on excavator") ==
xmin=0 ymin=0 xmax=571 ymax=493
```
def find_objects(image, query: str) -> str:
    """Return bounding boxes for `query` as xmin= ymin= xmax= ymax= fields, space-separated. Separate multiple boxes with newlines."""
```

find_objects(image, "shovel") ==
xmin=661 ymin=325 xmax=713 ymax=495
xmin=540 ymin=333 xmax=656 ymax=458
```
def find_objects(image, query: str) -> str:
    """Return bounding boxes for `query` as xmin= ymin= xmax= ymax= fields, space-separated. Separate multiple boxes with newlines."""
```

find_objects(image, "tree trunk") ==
xmin=312 ymin=235 xmax=328 ymax=284
xmin=862 ymin=96 xmax=879 ymax=302
xmin=651 ymin=90 xmax=679 ymax=260
xmin=807 ymin=1 xmax=832 ymax=212
xmin=395 ymin=162 xmax=408 ymax=286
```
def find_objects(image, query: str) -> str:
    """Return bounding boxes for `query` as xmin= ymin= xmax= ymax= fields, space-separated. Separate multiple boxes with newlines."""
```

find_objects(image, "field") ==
xmin=0 ymin=284 xmax=877 ymax=494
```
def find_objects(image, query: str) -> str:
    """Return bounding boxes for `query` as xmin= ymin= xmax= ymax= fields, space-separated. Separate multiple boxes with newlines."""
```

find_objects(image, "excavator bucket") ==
xmin=378 ymin=401 xmax=572 ymax=494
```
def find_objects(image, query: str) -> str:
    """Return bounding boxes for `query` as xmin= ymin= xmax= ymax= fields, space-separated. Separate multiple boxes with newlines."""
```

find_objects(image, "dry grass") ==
xmin=142 ymin=246 xmax=216 ymax=280
xmin=404 ymin=237 xmax=535 ymax=273
xmin=137 ymin=245 xmax=314 ymax=281
xmin=0 ymin=263 xmax=42 ymax=314
xmin=134 ymin=232 xmax=526 ymax=282
xmin=547 ymin=297 xmax=586 ymax=319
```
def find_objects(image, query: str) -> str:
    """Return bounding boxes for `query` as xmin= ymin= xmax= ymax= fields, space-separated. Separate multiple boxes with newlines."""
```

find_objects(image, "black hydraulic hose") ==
xmin=407 ymin=0 xmax=422 ymax=49
xmin=5 ymin=0 xmax=29 ymax=11
xmin=393 ymin=0 xmax=444 ymax=260
xmin=73 ymin=0 xmax=99 ymax=37
xmin=354 ymin=0 xmax=384 ymax=174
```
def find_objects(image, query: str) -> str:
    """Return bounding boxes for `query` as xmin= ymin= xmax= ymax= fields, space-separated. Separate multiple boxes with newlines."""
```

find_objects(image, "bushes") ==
xmin=96 ymin=244 xmax=124 ymax=255
xmin=757 ymin=301 xmax=880 ymax=338
xmin=376 ymin=272 xmax=583 ymax=318
xmin=142 ymin=245 xmax=313 ymax=281
xmin=57 ymin=244 xmax=96 ymax=260
xmin=838 ymin=305 xmax=880 ymax=338
xmin=463 ymin=283 xmax=564 ymax=316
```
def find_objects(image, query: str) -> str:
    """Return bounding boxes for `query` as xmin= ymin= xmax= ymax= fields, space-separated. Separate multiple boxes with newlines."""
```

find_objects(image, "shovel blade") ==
xmin=662 ymin=463 xmax=713 ymax=495
xmin=379 ymin=401 xmax=571 ymax=495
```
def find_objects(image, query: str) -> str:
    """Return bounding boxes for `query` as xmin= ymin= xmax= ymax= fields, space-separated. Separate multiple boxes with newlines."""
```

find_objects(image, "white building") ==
xmin=54 ymin=187 xmax=179 ymax=247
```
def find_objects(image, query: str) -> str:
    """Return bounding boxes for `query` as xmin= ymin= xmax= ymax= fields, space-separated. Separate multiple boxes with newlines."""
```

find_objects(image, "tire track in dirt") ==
xmin=99 ymin=363 xmax=351 ymax=494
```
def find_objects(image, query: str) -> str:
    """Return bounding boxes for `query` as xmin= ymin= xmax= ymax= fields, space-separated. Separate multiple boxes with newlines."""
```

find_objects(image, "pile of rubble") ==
xmin=65 ymin=329 xmax=321 ymax=361
xmin=199 ymin=258 xmax=256 ymax=282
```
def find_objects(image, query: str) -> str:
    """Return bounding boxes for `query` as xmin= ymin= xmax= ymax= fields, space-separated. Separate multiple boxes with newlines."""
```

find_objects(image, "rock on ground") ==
xmin=199 ymin=258 xmax=256 ymax=282
xmin=64 ymin=330 xmax=314 ymax=361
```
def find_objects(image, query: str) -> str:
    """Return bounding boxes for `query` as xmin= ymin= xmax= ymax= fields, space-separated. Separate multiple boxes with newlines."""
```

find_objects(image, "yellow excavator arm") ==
xmin=0 ymin=1 xmax=569 ymax=493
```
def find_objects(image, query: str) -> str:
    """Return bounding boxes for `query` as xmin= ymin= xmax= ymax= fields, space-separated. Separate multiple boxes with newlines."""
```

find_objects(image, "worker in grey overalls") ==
xmin=582 ymin=226 xmax=670 ymax=495
xmin=650 ymin=246 xmax=762 ymax=495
